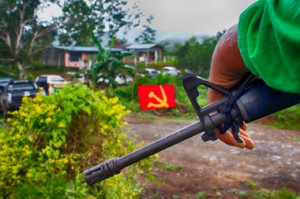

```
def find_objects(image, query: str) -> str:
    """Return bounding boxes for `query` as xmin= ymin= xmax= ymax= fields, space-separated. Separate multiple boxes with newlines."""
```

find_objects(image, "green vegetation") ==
xmin=290 ymin=136 xmax=300 ymax=142
xmin=269 ymin=105 xmax=300 ymax=130
xmin=172 ymin=33 xmax=223 ymax=76
xmin=229 ymin=182 xmax=299 ymax=199
xmin=0 ymin=0 xmax=146 ymax=79
xmin=156 ymin=161 xmax=184 ymax=171
xmin=246 ymin=180 xmax=260 ymax=189
xmin=254 ymin=188 xmax=299 ymax=199
xmin=171 ymin=195 xmax=180 ymax=199
xmin=196 ymin=191 xmax=207 ymax=199
xmin=0 ymin=84 xmax=155 ymax=198
xmin=88 ymin=35 xmax=133 ymax=91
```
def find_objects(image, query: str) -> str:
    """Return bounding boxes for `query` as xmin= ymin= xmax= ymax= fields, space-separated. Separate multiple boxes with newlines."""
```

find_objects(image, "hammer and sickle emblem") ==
xmin=147 ymin=85 xmax=169 ymax=108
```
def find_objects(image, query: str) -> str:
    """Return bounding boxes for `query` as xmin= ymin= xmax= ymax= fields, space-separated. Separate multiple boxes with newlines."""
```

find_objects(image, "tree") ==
xmin=0 ymin=0 xmax=57 ymax=79
xmin=172 ymin=32 xmax=224 ymax=77
xmin=0 ymin=0 xmax=144 ymax=79
xmin=59 ymin=0 xmax=95 ymax=46
xmin=135 ymin=15 xmax=156 ymax=43
xmin=59 ymin=0 xmax=143 ymax=46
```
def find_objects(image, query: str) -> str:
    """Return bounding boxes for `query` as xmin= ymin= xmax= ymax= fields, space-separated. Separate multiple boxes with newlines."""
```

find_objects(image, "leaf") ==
xmin=53 ymin=140 xmax=63 ymax=148
xmin=109 ymin=37 xmax=117 ymax=49
xmin=83 ymin=106 xmax=91 ymax=116
xmin=53 ymin=149 xmax=60 ymax=158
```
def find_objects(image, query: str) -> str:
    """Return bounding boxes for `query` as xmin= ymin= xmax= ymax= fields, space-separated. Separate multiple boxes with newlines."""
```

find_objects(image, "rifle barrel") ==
xmin=83 ymin=112 xmax=227 ymax=185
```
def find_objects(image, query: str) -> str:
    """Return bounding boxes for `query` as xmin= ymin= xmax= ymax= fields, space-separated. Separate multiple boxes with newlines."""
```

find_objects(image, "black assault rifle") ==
xmin=83 ymin=74 xmax=300 ymax=185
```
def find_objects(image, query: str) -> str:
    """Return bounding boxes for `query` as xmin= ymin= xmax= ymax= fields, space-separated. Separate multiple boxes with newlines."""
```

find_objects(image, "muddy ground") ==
xmin=124 ymin=116 xmax=300 ymax=199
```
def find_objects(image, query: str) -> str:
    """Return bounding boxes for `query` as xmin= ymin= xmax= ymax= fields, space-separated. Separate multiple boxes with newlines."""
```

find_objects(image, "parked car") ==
xmin=0 ymin=80 xmax=39 ymax=117
xmin=161 ymin=66 xmax=180 ymax=76
xmin=97 ymin=73 xmax=133 ymax=85
xmin=115 ymin=74 xmax=133 ymax=85
xmin=0 ymin=78 xmax=13 ymax=87
xmin=144 ymin=68 xmax=159 ymax=78
xmin=35 ymin=74 xmax=68 ymax=95
xmin=66 ymin=72 xmax=87 ymax=84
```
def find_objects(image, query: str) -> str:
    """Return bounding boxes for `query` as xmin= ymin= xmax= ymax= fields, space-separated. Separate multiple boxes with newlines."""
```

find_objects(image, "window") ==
xmin=8 ymin=83 xmax=35 ymax=91
xmin=69 ymin=52 xmax=81 ymax=62
xmin=49 ymin=76 xmax=66 ymax=82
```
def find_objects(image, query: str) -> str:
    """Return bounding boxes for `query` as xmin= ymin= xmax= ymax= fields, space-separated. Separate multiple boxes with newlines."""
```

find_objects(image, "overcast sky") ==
xmin=40 ymin=0 xmax=257 ymax=41
xmin=135 ymin=0 xmax=257 ymax=35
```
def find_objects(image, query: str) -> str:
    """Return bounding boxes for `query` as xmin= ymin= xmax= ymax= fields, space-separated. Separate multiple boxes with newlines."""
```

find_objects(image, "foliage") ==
xmin=253 ymin=188 xmax=299 ymax=199
xmin=0 ymin=0 xmax=56 ymax=79
xmin=146 ymin=58 xmax=177 ymax=68
xmin=229 ymin=185 xmax=299 ymax=199
xmin=87 ymin=35 xmax=134 ymax=92
xmin=196 ymin=191 xmax=207 ymax=199
xmin=270 ymin=105 xmax=300 ymax=130
xmin=159 ymin=162 xmax=184 ymax=171
xmin=59 ymin=0 xmax=96 ymax=46
xmin=135 ymin=16 xmax=156 ymax=43
xmin=58 ymin=0 xmax=143 ymax=46
xmin=0 ymin=0 xmax=146 ymax=78
xmin=0 ymin=83 xmax=155 ymax=198
xmin=172 ymin=32 xmax=224 ymax=77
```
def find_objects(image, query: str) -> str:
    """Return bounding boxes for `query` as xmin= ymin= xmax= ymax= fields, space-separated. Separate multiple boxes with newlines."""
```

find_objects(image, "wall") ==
xmin=64 ymin=52 xmax=90 ymax=68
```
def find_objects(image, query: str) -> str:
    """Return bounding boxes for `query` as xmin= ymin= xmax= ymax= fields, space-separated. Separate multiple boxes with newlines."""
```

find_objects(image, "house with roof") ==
xmin=42 ymin=43 xmax=164 ymax=68
xmin=123 ymin=44 xmax=164 ymax=65
xmin=42 ymin=46 xmax=122 ymax=68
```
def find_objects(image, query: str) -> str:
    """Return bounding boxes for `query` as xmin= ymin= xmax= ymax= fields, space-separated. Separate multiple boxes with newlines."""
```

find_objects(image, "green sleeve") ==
xmin=237 ymin=0 xmax=300 ymax=93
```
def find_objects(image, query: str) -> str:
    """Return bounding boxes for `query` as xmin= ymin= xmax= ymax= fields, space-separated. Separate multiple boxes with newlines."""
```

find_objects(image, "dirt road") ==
xmin=125 ymin=117 xmax=300 ymax=198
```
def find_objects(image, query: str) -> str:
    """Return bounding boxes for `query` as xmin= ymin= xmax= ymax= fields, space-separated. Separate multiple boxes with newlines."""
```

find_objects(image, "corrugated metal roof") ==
xmin=126 ymin=44 xmax=158 ymax=50
xmin=52 ymin=46 xmax=123 ymax=52
xmin=53 ymin=46 xmax=99 ymax=52
xmin=51 ymin=43 xmax=161 ymax=52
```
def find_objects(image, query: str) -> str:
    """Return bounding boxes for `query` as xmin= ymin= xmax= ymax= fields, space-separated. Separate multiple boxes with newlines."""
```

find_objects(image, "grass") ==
xmin=126 ymin=111 xmax=197 ymax=123
xmin=290 ymin=136 xmax=300 ymax=142
xmin=196 ymin=191 xmax=207 ymax=199
xmin=228 ymin=181 xmax=299 ymax=199
xmin=154 ymin=160 xmax=184 ymax=171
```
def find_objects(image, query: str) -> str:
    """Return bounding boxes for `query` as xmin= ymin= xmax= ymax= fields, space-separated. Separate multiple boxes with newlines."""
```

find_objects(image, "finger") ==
xmin=239 ymin=128 xmax=250 ymax=138
xmin=216 ymin=128 xmax=255 ymax=149
xmin=239 ymin=129 xmax=255 ymax=149
xmin=240 ymin=122 xmax=248 ymax=131
xmin=241 ymin=135 xmax=255 ymax=149
xmin=215 ymin=129 xmax=246 ymax=148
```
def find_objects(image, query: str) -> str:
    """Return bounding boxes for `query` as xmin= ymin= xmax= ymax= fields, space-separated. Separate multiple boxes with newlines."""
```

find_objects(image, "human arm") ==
xmin=208 ymin=25 xmax=255 ymax=149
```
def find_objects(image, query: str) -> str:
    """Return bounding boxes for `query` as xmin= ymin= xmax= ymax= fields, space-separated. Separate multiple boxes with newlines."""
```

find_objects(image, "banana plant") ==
xmin=87 ymin=34 xmax=134 ymax=93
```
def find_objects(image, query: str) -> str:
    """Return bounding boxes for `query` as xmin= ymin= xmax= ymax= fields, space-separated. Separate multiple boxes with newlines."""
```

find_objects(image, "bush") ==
xmin=271 ymin=105 xmax=300 ymax=130
xmin=0 ymin=83 xmax=154 ymax=198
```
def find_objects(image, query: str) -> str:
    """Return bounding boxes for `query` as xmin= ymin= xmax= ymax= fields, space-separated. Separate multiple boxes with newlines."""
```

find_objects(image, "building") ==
xmin=42 ymin=46 xmax=122 ymax=68
xmin=42 ymin=43 xmax=164 ymax=68
xmin=123 ymin=44 xmax=164 ymax=66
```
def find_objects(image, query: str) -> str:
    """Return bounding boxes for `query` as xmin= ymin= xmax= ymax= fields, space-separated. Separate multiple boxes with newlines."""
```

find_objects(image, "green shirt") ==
xmin=238 ymin=0 xmax=300 ymax=93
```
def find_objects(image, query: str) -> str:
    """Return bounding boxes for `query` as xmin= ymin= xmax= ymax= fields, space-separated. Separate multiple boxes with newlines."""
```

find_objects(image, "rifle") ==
xmin=84 ymin=74 xmax=300 ymax=185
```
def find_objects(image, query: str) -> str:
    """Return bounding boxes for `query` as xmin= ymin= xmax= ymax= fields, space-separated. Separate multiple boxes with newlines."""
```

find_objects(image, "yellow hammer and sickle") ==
xmin=147 ymin=85 xmax=169 ymax=108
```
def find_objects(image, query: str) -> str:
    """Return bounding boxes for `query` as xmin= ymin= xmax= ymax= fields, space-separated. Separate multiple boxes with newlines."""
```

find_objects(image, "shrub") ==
xmin=271 ymin=105 xmax=300 ymax=130
xmin=0 ymin=83 xmax=154 ymax=198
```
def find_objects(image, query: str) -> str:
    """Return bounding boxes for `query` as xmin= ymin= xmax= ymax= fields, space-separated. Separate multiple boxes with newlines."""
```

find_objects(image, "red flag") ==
xmin=138 ymin=84 xmax=176 ymax=110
